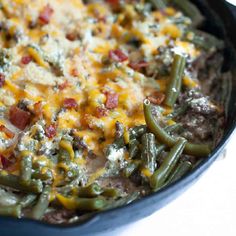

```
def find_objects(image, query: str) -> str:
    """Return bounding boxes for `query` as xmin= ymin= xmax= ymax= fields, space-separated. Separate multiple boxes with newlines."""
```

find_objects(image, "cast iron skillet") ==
xmin=0 ymin=1 xmax=236 ymax=235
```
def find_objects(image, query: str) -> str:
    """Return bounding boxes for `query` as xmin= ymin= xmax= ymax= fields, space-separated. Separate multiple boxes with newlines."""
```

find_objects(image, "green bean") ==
xmin=150 ymin=138 xmax=187 ymax=190
xmin=78 ymin=183 xmax=103 ymax=198
xmin=106 ymin=123 xmax=125 ymax=158
xmin=129 ymin=139 xmax=140 ymax=159
xmin=165 ymin=161 xmax=192 ymax=185
xmin=56 ymin=175 xmax=81 ymax=194
xmin=104 ymin=192 xmax=139 ymax=211
xmin=20 ymin=152 xmax=33 ymax=185
xmin=155 ymin=144 xmax=166 ymax=158
xmin=150 ymin=0 xmax=167 ymax=9
xmin=129 ymin=125 xmax=147 ymax=139
xmin=0 ymin=205 xmax=21 ymax=218
xmin=143 ymin=100 xmax=211 ymax=157
xmin=141 ymin=133 xmax=157 ymax=174
xmin=165 ymin=54 xmax=186 ymax=107
xmin=186 ymin=30 xmax=224 ymax=51
xmin=32 ymin=169 xmax=53 ymax=181
xmin=166 ymin=102 xmax=190 ymax=120
xmin=74 ymin=197 xmax=106 ymax=211
xmin=164 ymin=123 xmax=182 ymax=133
xmin=102 ymin=188 xmax=120 ymax=198
xmin=0 ymin=171 xmax=43 ymax=194
xmin=123 ymin=160 xmax=141 ymax=178
xmin=154 ymin=124 xmax=183 ymax=163
xmin=172 ymin=0 xmax=204 ymax=27
xmin=31 ymin=186 xmax=51 ymax=220
xmin=20 ymin=194 xmax=37 ymax=208
xmin=129 ymin=124 xmax=164 ymax=160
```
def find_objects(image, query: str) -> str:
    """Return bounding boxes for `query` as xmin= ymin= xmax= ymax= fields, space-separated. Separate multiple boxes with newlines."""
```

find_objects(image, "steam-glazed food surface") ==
xmin=0 ymin=0 xmax=231 ymax=224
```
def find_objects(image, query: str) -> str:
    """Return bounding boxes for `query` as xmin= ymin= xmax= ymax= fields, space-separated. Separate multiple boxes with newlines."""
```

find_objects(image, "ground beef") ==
xmin=176 ymin=53 xmax=226 ymax=145
xmin=43 ymin=209 xmax=76 ymax=224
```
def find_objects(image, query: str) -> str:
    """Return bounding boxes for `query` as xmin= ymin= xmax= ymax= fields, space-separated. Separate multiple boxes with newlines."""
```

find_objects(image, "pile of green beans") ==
xmin=125 ymin=122 xmax=186 ymax=179
xmin=150 ymin=138 xmax=187 ymax=190
xmin=141 ymin=99 xmax=211 ymax=190
xmin=143 ymin=100 xmax=211 ymax=157
xmin=0 ymin=171 xmax=43 ymax=194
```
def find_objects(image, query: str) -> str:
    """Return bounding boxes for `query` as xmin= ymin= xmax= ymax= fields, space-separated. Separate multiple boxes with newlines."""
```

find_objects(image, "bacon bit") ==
xmin=63 ymin=98 xmax=78 ymax=109
xmin=21 ymin=56 xmax=32 ymax=65
xmin=9 ymin=106 xmax=31 ymax=130
xmin=147 ymin=92 xmax=165 ymax=105
xmin=66 ymin=32 xmax=77 ymax=41
xmin=0 ymin=154 xmax=15 ymax=170
xmin=109 ymin=49 xmax=128 ymax=62
xmin=0 ymin=73 xmax=5 ymax=88
xmin=58 ymin=81 xmax=69 ymax=90
xmin=96 ymin=106 xmax=109 ymax=118
xmin=105 ymin=92 xmax=119 ymax=109
xmin=97 ymin=16 xmax=106 ymax=23
xmin=38 ymin=4 xmax=54 ymax=25
xmin=45 ymin=124 xmax=57 ymax=139
xmin=71 ymin=68 xmax=79 ymax=77
xmin=33 ymin=101 xmax=43 ymax=117
xmin=129 ymin=61 xmax=148 ymax=71
xmin=0 ymin=125 xmax=15 ymax=139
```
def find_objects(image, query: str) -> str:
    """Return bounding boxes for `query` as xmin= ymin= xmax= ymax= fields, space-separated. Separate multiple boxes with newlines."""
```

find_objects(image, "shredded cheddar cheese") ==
xmin=0 ymin=0 xmax=227 ymax=223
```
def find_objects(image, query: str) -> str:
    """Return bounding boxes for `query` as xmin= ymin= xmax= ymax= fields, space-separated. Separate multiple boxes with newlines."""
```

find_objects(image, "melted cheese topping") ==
xmin=0 ymin=0 xmax=203 ymax=191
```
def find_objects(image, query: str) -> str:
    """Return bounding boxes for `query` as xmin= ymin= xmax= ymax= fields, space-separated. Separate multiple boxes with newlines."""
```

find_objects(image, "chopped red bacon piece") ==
xmin=96 ymin=106 xmax=109 ymax=118
xmin=66 ymin=32 xmax=77 ymax=41
xmin=129 ymin=61 xmax=148 ymax=71
xmin=71 ymin=68 xmax=79 ymax=77
xmin=38 ymin=4 xmax=54 ymax=25
xmin=63 ymin=98 xmax=78 ymax=109
xmin=0 ymin=125 xmax=15 ymax=139
xmin=45 ymin=124 xmax=57 ymax=139
xmin=147 ymin=92 xmax=165 ymax=105
xmin=0 ymin=73 xmax=5 ymax=88
xmin=21 ymin=56 xmax=32 ymax=65
xmin=109 ymin=49 xmax=128 ymax=62
xmin=9 ymin=106 xmax=31 ymax=130
xmin=105 ymin=92 xmax=119 ymax=109
xmin=0 ymin=155 xmax=10 ymax=170
xmin=58 ymin=81 xmax=69 ymax=90
xmin=33 ymin=101 xmax=43 ymax=118
xmin=0 ymin=154 xmax=15 ymax=170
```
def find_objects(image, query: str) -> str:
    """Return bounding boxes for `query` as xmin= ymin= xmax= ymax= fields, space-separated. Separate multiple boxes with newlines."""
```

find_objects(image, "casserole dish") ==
xmin=0 ymin=0 xmax=236 ymax=235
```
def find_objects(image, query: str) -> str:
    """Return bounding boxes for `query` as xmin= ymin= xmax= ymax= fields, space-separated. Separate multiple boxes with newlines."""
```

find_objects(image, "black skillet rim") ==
xmin=0 ymin=0 xmax=236 ymax=234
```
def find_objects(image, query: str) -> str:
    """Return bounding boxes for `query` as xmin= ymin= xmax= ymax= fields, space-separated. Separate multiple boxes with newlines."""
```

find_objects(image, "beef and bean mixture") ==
xmin=0 ymin=0 xmax=231 ymax=224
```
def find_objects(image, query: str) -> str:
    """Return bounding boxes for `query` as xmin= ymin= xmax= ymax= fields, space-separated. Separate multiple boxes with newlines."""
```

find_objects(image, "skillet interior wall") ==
xmin=193 ymin=0 xmax=236 ymax=136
